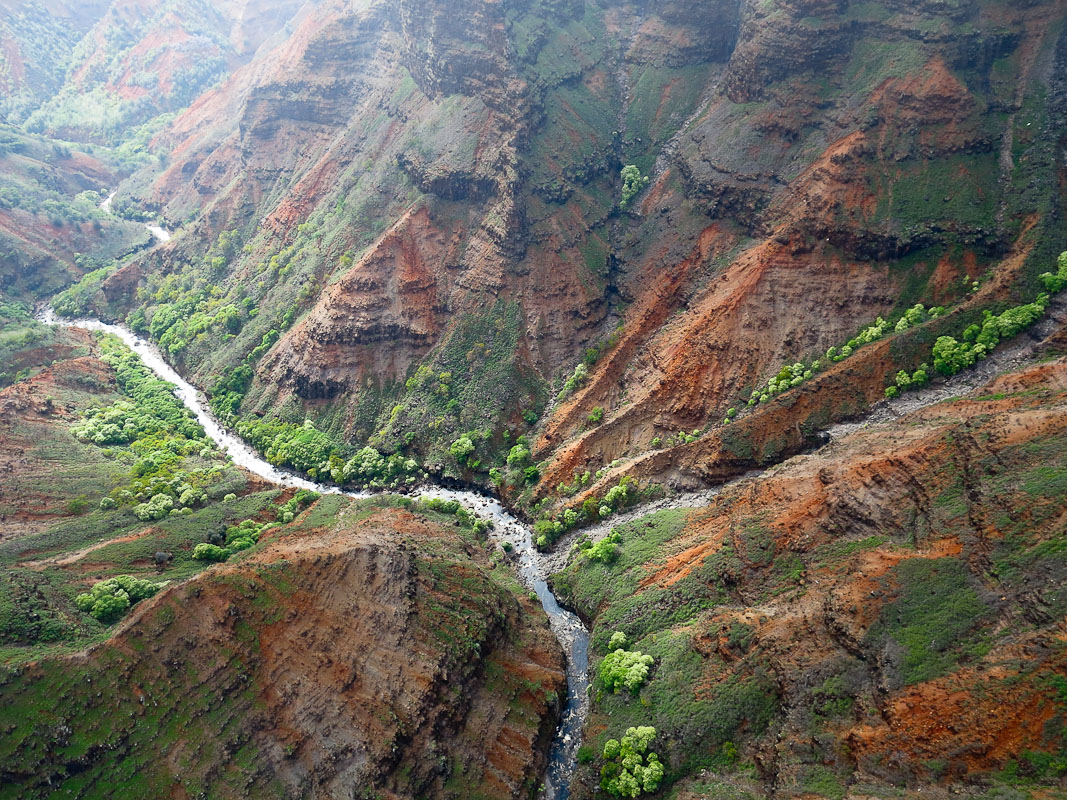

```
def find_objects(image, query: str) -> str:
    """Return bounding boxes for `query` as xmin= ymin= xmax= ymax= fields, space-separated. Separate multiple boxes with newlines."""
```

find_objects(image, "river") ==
xmin=39 ymin=309 xmax=589 ymax=799
xmin=99 ymin=191 xmax=171 ymax=243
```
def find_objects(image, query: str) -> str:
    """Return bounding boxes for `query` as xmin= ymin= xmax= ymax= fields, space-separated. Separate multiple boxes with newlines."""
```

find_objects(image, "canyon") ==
xmin=1 ymin=0 xmax=1067 ymax=798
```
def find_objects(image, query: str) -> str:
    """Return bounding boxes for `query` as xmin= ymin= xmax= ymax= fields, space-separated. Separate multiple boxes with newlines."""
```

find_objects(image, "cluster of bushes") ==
xmin=449 ymin=429 xmax=495 ymax=471
xmin=75 ymin=400 xmax=175 ymax=446
xmin=328 ymin=445 xmax=423 ymax=489
xmin=932 ymin=295 xmax=1051 ymax=377
xmin=209 ymin=327 xmax=283 ymax=418
xmin=534 ymin=477 xmax=639 ymax=548
xmin=133 ymin=492 xmax=178 ymax=520
xmin=114 ymin=228 xmax=252 ymax=357
xmin=881 ymin=252 xmax=1065 ymax=402
xmin=74 ymin=575 xmax=165 ymax=623
xmin=598 ymin=631 xmax=654 ymax=694
xmin=489 ymin=436 xmax=540 ymax=488
xmin=748 ymin=304 xmax=943 ymax=407
xmin=101 ymin=465 xmax=218 ymax=516
xmin=581 ymin=531 xmax=622 ymax=564
xmin=619 ymin=165 xmax=650 ymax=210
xmin=236 ymin=417 xmax=339 ymax=478
xmin=884 ymin=366 xmax=930 ymax=399
xmin=555 ymin=470 xmax=593 ymax=497
xmin=276 ymin=489 xmax=320 ymax=523
xmin=192 ymin=492 xmax=320 ymax=563
xmin=600 ymin=726 xmax=664 ymax=797
xmin=70 ymin=337 xmax=235 ymax=516
xmin=1039 ymin=252 xmax=1067 ymax=293
xmin=237 ymin=416 xmax=427 ymax=491
xmin=557 ymin=362 xmax=590 ymax=402
xmin=665 ymin=429 xmax=701 ymax=446
xmin=81 ymin=338 xmax=206 ymax=441
xmin=192 ymin=519 xmax=269 ymax=562
xmin=150 ymin=299 xmax=246 ymax=357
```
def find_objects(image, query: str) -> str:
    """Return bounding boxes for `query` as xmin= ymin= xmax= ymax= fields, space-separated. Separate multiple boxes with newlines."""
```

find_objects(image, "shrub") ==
xmin=1039 ymin=251 xmax=1067 ymax=293
xmin=620 ymin=165 xmax=650 ymax=209
xmin=192 ymin=543 xmax=230 ymax=562
xmin=74 ymin=575 xmax=164 ymax=623
xmin=600 ymin=726 xmax=664 ymax=797
xmin=134 ymin=493 xmax=174 ymax=521
xmin=449 ymin=435 xmax=475 ymax=465
xmin=608 ymin=631 xmax=629 ymax=651
xmin=931 ymin=296 xmax=1049 ymax=377
xmin=329 ymin=444 xmax=420 ymax=488
xmin=587 ymin=406 xmax=605 ymax=425
xmin=587 ymin=532 xmax=622 ymax=564
xmin=558 ymin=363 xmax=589 ymax=401
xmin=506 ymin=441 xmax=532 ymax=467
xmin=599 ymin=648 xmax=655 ymax=693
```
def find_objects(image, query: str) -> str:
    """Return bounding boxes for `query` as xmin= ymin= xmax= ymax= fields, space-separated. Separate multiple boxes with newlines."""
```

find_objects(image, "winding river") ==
xmin=40 ymin=309 xmax=589 ymax=799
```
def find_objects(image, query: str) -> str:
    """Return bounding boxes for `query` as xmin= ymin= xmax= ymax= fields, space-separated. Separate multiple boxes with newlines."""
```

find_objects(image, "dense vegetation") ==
xmin=74 ymin=575 xmax=165 ymax=623
xmin=600 ymin=726 xmax=663 ymax=797
xmin=70 ymin=336 xmax=234 ymax=519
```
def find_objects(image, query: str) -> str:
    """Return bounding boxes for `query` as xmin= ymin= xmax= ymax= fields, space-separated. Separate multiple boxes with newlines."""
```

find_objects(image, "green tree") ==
xmin=74 ymin=575 xmax=163 ymax=623
xmin=620 ymin=165 xmax=649 ymax=209
xmin=449 ymin=435 xmax=475 ymax=465
xmin=192 ymin=543 xmax=230 ymax=562
xmin=507 ymin=443 xmax=531 ymax=467
xmin=599 ymin=648 xmax=654 ymax=693
xmin=600 ymin=726 xmax=664 ymax=797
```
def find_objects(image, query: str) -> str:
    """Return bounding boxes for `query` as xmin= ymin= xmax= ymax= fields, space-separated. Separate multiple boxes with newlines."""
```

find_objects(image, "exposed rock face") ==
xmin=267 ymin=206 xmax=457 ymax=398
xmin=0 ymin=504 xmax=566 ymax=798
xmin=33 ymin=0 xmax=1066 ymax=523
xmin=527 ymin=0 xmax=1067 ymax=496
xmin=88 ymin=0 xmax=1063 ymax=491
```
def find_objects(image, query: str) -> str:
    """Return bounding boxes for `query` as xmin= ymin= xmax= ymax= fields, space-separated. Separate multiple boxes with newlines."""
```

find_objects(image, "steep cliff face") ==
xmin=3 ymin=0 xmax=1067 ymax=796
xmin=529 ymin=0 xmax=1067 ymax=506
xmin=0 ymin=502 xmax=566 ymax=799
xmin=65 ymin=0 xmax=1062 ymax=498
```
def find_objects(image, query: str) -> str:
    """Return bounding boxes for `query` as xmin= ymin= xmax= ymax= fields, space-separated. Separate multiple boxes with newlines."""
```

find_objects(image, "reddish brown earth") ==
xmin=0 ymin=331 xmax=565 ymax=799
xmin=0 ymin=337 xmax=118 ymax=538
xmin=556 ymin=352 xmax=1067 ymax=797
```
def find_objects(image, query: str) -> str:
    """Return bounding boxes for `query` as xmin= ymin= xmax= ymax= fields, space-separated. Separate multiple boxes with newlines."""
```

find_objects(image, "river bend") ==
xmin=39 ymin=309 xmax=589 ymax=800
